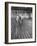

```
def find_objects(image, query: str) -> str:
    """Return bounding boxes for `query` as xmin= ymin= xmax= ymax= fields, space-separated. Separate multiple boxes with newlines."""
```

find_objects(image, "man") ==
xmin=16 ymin=15 xmax=23 ymax=26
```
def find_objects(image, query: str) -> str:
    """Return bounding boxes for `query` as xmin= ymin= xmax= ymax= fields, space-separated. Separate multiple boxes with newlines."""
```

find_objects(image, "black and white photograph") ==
xmin=5 ymin=2 xmax=36 ymax=44
xmin=11 ymin=7 xmax=32 ymax=39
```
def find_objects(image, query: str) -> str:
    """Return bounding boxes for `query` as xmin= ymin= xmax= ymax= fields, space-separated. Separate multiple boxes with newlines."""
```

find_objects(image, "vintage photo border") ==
xmin=5 ymin=2 xmax=36 ymax=44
